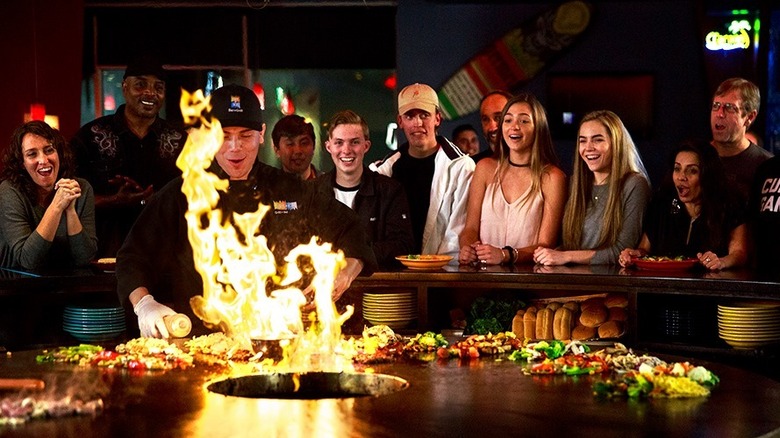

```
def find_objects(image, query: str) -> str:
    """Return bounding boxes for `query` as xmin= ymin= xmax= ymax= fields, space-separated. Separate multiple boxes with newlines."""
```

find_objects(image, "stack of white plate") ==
xmin=363 ymin=291 xmax=416 ymax=330
xmin=63 ymin=306 xmax=126 ymax=343
xmin=718 ymin=301 xmax=780 ymax=349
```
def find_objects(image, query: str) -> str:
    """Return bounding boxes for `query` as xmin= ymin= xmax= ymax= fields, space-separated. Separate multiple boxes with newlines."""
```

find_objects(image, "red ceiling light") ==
xmin=384 ymin=72 xmax=397 ymax=90
xmin=253 ymin=83 xmax=266 ymax=110
xmin=30 ymin=103 xmax=46 ymax=121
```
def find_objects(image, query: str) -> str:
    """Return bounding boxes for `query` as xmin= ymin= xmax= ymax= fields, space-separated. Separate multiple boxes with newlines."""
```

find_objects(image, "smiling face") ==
xmin=122 ymin=75 xmax=165 ymax=120
xmin=710 ymin=89 xmax=754 ymax=149
xmin=326 ymin=123 xmax=370 ymax=179
xmin=274 ymin=133 xmax=315 ymax=176
xmin=216 ymin=126 xmax=264 ymax=180
xmin=480 ymin=94 xmax=509 ymax=151
xmin=578 ymin=120 xmax=613 ymax=184
xmin=501 ymin=102 xmax=535 ymax=154
xmin=22 ymin=133 xmax=60 ymax=191
xmin=673 ymin=151 xmax=701 ymax=205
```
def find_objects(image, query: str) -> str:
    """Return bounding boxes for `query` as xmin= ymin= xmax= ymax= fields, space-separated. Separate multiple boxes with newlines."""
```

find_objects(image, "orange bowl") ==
xmin=395 ymin=255 xmax=453 ymax=270
xmin=91 ymin=258 xmax=116 ymax=273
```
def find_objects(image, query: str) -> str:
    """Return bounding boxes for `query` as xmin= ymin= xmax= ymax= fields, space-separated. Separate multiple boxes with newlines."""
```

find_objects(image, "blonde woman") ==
xmin=459 ymin=93 xmax=567 ymax=265
xmin=533 ymin=110 xmax=651 ymax=265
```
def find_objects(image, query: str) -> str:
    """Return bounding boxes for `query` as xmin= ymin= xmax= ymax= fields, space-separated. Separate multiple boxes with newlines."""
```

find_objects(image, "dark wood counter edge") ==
xmin=353 ymin=267 xmax=780 ymax=298
xmin=1 ymin=265 xmax=776 ymax=298
xmin=0 ymin=270 xmax=117 ymax=297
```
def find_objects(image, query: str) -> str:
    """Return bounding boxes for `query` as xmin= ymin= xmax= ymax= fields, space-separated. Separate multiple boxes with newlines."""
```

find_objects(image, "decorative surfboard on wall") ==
xmin=437 ymin=0 xmax=593 ymax=120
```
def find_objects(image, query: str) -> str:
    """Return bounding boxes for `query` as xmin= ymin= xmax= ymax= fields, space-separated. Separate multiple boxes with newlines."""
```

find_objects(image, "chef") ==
xmin=116 ymin=84 xmax=376 ymax=338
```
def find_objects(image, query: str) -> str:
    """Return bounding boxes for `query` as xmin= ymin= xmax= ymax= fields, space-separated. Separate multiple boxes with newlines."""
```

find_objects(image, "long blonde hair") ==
xmin=562 ymin=110 xmax=649 ymax=249
xmin=494 ymin=93 xmax=559 ymax=206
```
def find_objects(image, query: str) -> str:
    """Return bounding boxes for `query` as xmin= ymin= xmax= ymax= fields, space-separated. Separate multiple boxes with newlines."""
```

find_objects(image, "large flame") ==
xmin=177 ymin=89 xmax=352 ymax=371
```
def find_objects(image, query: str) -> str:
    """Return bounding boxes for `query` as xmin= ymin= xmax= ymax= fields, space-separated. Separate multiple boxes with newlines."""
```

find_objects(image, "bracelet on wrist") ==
xmin=502 ymin=246 xmax=514 ymax=265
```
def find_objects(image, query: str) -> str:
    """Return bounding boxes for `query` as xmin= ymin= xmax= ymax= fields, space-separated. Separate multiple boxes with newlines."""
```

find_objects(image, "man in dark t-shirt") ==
xmin=709 ymin=77 xmax=772 ymax=201
xmin=390 ymin=150 xmax=435 ymax=251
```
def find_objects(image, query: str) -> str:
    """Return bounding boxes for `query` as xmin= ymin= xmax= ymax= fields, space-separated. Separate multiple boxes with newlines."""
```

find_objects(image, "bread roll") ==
xmin=562 ymin=301 xmax=579 ymax=313
xmin=512 ymin=310 xmax=526 ymax=338
xmin=598 ymin=320 xmax=624 ymax=338
xmin=608 ymin=306 xmax=627 ymax=322
xmin=604 ymin=293 xmax=628 ymax=308
xmin=546 ymin=302 xmax=562 ymax=312
xmin=580 ymin=297 xmax=605 ymax=311
xmin=572 ymin=324 xmax=596 ymax=340
xmin=523 ymin=308 xmax=537 ymax=340
xmin=553 ymin=307 xmax=573 ymax=340
xmin=579 ymin=304 xmax=608 ymax=328
xmin=536 ymin=308 xmax=554 ymax=340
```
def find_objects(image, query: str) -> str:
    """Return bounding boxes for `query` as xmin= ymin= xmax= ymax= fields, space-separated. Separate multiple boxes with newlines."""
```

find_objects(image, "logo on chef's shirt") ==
xmin=273 ymin=200 xmax=299 ymax=214
xmin=229 ymin=95 xmax=243 ymax=112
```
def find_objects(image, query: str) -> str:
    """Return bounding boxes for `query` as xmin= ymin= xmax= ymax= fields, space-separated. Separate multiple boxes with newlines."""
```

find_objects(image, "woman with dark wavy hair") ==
xmin=0 ymin=121 xmax=97 ymax=269
xmin=619 ymin=139 xmax=747 ymax=270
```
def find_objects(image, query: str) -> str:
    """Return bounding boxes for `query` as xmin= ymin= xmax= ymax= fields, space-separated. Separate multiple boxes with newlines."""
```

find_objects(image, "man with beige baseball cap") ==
xmin=374 ymin=83 xmax=475 ymax=259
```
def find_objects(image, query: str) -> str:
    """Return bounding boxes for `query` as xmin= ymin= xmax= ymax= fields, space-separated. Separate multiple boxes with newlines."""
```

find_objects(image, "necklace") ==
xmin=508 ymin=157 xmax=530 ymax=168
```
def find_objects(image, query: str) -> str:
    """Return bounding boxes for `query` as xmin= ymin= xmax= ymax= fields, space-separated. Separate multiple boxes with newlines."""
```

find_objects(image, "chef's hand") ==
xmin=133 ymin=294 xmax=176 ymax=338
xmin=332 ymin=258 xmax=364 ymax=302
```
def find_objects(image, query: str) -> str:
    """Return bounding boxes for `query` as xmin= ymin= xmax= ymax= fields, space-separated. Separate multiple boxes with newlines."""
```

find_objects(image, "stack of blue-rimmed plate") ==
xmin=363 ymin=291 xmax=416 ymax=330
xmin=63 ymin=306 xmax=126 ymax=342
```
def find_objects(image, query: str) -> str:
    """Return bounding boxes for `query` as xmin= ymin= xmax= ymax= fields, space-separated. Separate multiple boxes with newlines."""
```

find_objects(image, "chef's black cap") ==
xmin=210 ymin=84 xmax=264 ymax=131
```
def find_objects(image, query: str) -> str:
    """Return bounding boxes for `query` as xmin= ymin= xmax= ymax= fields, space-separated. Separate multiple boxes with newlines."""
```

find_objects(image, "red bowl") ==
xmin=632 ymin=258 xmax=698 ymax=271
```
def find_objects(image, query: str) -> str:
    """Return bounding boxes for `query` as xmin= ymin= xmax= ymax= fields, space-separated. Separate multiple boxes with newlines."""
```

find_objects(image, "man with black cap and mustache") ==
xmin=117 ymin=84 xmax=376 ymax=339
xmin=72 ymin=55 xmax=187 ymax=258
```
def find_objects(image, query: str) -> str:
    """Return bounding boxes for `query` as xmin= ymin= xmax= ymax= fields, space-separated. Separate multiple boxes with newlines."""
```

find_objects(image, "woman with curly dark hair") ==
xmin=0 ymin=121 xmax=97 ymax=269
xmin=619 ymin=139 xmax=748 ymax=270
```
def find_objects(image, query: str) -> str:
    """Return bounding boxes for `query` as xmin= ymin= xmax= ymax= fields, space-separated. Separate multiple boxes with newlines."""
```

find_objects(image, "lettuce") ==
xmin=465 ymin=297 xmax=525 ymax=335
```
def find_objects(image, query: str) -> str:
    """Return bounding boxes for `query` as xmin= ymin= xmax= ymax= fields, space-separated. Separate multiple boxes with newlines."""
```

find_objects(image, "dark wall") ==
xmin=396 ymin=0 xmax=716 ymax=185
xmin=2 ymin=0 xmax=767 ymax=186
xmin=0 ymin=0 xmax=84 ymax=144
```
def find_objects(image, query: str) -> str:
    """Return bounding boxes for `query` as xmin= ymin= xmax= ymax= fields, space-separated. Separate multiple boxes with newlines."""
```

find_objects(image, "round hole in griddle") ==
xmin=207 ymin=372 xmax=409 ymax=399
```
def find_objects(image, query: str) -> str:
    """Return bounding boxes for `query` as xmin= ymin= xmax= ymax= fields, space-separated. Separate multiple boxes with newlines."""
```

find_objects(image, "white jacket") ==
xmin=374 ymin=136 xmax=474 ymax=259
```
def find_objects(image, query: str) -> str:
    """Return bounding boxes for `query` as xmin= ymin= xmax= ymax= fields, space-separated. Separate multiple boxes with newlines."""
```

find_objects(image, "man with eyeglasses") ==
xmin=72 ymin=55 xmax=188 ymax=257
xmin=710 ymin=77 xmax=772 ymax=200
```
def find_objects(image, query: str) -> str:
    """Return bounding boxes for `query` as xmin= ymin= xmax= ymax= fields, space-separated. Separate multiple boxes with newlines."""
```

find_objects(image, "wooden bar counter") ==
xmin=0 ymin=265 xmax=779 ymax=435
xmin=1 ymin=264 xmax=779 ymax=360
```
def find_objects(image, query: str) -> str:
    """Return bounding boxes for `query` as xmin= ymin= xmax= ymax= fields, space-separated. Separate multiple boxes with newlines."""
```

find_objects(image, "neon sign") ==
xmin=706 ymin=20 xmax=753 ymax=51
